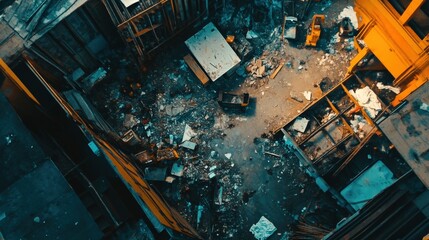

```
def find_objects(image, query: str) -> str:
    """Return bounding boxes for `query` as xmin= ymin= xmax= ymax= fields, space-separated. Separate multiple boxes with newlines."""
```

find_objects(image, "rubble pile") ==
xmin=85 ymin=0 xmax=360 ymax=238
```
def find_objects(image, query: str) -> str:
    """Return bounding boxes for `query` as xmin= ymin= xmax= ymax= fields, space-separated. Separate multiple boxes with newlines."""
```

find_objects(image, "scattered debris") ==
xmin=33 ymin=216 xmax=40 ymax=223
xmin=269 ymin=60 xmax=285 ymax=79
xmin=349 ymin=86 xmax=382 ymax=118
xmin=249 ymin=216 xmax=277 ymax=240
xmin=180 ymin=141 xmax=197 ymax=150
xmin=171 ymin=163 xmax=184 ymax=177
xmin=338 ymin=6 xmax=358 ymax=29
xmin=225 ymin=153 xmax=232 ymax=159
xmin=246 ymin=30 xmax=259 ymax=39
xmin=123 ymin=114 xmax=139 ymax=128
xmin=376 ymin=82 xmax=400 ymax=94
xmin=182 ymin=124 xmax=197 ymax=142
xmin=165 ymin=176 xmax=175 ymax=183
xmin=290 ymin=92 xmax=304 ymax=103
xmin=144 ymin=167 xmax=167 ymax=181
xmin=350 ymin=115 xmax=370 ymax=139
xmin=421 ymin=102 xmax=429 ymax=112
xmin=291 ymin=117 xmax=310 ymax=133
xmin=303 ymin=91 xmax=312 ymax=101
xmin=5 ymin=134 xmax=13 ymax=145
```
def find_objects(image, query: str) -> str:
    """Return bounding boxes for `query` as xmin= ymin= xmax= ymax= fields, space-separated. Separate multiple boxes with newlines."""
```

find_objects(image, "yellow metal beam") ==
xmin=0 ymin=58 xmax=40 ymax=105
xmin=399 ymin=0 xmax=425 ymax=24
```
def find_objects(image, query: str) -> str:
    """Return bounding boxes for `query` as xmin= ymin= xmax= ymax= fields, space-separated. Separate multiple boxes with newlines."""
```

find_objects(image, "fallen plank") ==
xmin=184 ymin=54 xmax=210 ymax=85
xmin=269 ymin=60 xmax=285 ymax=79
xmin=264 ymin=151 xmax=282 ymax=158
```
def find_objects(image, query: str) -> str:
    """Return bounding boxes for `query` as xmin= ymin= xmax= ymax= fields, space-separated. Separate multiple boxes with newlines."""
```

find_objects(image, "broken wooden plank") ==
xmin=184 ymin=54 xmax=210 ymax=85
xmin=264 ymin=152 xmax=282 ymax=158
xmin=269 ymin=60 xmax=285 ymax=79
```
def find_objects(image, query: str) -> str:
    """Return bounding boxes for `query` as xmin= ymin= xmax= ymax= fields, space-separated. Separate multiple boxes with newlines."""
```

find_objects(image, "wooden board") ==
xmin=185 ymin=22 xmax=241 ymax=81
xmin=379 ymin=82 xmax=429 ymax=188
xmin=269 ymin=60 xmax=285 ymax=79
xmin=184 ymin=54 xmax=209 ymax=85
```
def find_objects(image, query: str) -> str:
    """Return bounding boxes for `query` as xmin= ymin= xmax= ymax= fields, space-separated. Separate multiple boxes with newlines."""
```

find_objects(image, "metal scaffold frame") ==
xmin=102 ymin=0 xmax=208 ymax=67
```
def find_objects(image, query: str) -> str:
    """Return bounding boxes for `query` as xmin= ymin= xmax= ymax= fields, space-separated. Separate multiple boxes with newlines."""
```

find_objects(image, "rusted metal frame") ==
xmin=298 ymin=103 xmax=354 ymax=146
xmin=283 ymin=131 xmax=355 ymax=212
xmin=136 ymin=0 xmax=161 ymax=42
xmin=103 ymin=0 xmax=145 ymax=60
xmin=146 ymin=7 xmax=207 ymax=55
xmin=46 ymin=31 xmax=89 ymax=72
xmin=127 ymin=24 xmax=146 ymax=58
xmin=275 ymin=74 xmax=358 ymax=134
xmin=332 ymin=127 xmax=378 ymax=176
xmin=325 ymin=96 xmax=362 ymax=142
xmin=145 ymin=12 xmax=161 ymax=42
xmin=339 ymin=82 xmax=374 ymax=126
xmin=310 ymin=115 xmax=337 ymax=147
xmin=117 ymin=0 xmax=168 ymax=29
xmin=313 ymin=134 xmax=353 ymax=165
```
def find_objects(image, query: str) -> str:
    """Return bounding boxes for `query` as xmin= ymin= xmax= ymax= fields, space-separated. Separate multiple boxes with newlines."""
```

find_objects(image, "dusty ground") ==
xmin=90 ymin=0 xmax=357 ymax=239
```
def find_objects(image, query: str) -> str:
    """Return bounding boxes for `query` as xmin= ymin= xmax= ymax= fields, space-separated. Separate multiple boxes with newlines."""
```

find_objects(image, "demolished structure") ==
xmin=0 ymin=0 xmax=429 ymax=239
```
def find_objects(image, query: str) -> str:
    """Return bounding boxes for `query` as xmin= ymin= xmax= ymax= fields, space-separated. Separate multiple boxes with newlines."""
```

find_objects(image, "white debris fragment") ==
xmin=291 ymin=117 xmax=309 ymax=133
xmin=350 ymin=115 xmax=368 ymax=134
xmin=349 ymin=86 xmax=382 ymax=118
xmin=196 ymin=205 xmax=204 ymax=226
xmin=225 ymin=153 xmax=232 ymax=159
xmin=302 ymin=91 xmax=312 ymax=101
xmin=421 ymin=103 xmax=429 ymax=112
xmin=5 ymin=134 xmax=12 ymax=145
xmin=182 ymin=124 xmax=197 ymax=142
xmin=338 ymin=6 xmax=358 ymax=28
xmin=165 ymin=176 xmax=175 ymax=183
xmin=180 ymin=140 xmax=197 ymax=150
xmin=208 ymin=172 xmax=216 ymax=179
xmin=249 ymin=216 xmax=277 ymax=240
xmin=376 ymin=82 xmax=400 ymax=94
xmin=246 ymin=30 xmax=259 ymax=39
xmin=321 ymin=112 xmax=336 ymax=123
xmin=33 ymin=216 xmax=40 ymax=223
xmin=123 ymin=114 xmax=139 ymax=128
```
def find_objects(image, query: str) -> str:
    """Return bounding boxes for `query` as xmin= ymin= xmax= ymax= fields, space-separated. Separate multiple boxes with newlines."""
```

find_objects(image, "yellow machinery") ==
xmin=349 ymin=0 xmax=429 ymax=106
xmin=305 ymin=14 xmax=325 ymax=46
